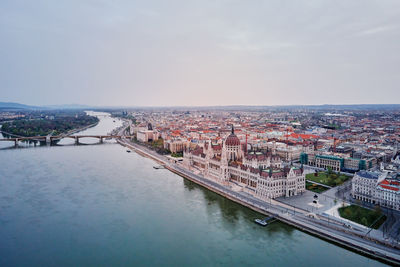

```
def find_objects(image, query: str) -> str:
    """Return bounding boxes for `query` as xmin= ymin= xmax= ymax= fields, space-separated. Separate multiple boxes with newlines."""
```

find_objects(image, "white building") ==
xmin=164 ymin=139 xmax=187 ymax=153
xmin=137 ymin=130 xmax=159 ymax=142
xmin=137 ymin=123 xmax=159 ymax=143
xmin=183 ymin=126 xmax=305 ymax=199
xmin=352 ymin=170 xmax=400 ymax=211
xmin=352 ymin=171 xmax=384 ymax=203
xmin=375 ymin=177 xmax=400 ymax=210
xmin=264 ymin=141 xmax=306 ymax=161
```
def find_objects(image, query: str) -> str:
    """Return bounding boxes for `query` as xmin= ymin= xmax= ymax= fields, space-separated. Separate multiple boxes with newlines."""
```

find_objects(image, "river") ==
xmin=0 ymin=112 xmax=387 ymax=266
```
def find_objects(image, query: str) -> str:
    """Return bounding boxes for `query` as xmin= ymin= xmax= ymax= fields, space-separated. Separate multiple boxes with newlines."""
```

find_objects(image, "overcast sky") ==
xmin=1 ymin=0 xmax=399 ymax=107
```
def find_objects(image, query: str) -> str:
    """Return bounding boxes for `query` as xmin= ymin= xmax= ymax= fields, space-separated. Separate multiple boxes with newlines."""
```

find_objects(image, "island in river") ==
xmin=0 ymin=110 xmax=99 ymax=137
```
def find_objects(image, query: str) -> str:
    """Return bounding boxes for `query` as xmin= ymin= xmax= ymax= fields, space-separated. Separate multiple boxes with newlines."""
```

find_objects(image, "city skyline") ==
xmin=2 ymin=1 xmax=400 ymax=265
xmin=1 ymin=0 xmax=400 ymax=106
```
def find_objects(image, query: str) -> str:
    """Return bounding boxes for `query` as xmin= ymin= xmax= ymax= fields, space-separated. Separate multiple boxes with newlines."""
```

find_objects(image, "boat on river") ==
xmin=254 ymin=216 xmax=275 ymax=226
xmin=254 ymin=219 xmax=268 ymax=226
xmin=153 ymin=165 xmax=165 ymax=169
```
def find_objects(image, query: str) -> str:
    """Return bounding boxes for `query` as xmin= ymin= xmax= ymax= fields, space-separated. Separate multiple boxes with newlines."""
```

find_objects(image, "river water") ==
xmin=0 ymin=112 xmax=387 ymax=266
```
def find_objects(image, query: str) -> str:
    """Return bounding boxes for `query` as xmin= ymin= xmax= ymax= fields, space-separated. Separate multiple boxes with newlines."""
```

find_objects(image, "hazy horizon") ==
xmin=4 ymin=101 xmax=400 ymax=109
xmin=1 ymin=0 xmax=400 ymax=106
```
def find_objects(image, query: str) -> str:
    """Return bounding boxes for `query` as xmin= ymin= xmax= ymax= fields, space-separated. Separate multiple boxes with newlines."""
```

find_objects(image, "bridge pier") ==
xmin=15 ymin=138 xmax=18 ymax=147
xmin=49 ymin=137 xmax=56 ymax=146
xmin=75 ymin=136 xmax=79 ymax=145
xmin=100 ymin=137 xmax=103 ymax=143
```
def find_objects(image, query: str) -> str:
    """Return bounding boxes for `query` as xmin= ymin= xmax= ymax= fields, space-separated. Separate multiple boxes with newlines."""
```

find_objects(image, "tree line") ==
xmin=1 ymin=112 xmax=99 ymax=137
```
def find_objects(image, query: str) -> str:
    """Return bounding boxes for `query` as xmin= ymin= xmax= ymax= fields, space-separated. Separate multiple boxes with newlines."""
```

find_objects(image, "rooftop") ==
xmin=356 ymin=170 xmax=381 ymax=180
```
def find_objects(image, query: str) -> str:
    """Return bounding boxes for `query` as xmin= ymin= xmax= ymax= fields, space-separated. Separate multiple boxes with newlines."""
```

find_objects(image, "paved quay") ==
xmin=117 ymin=137 xmax=400 ymax=265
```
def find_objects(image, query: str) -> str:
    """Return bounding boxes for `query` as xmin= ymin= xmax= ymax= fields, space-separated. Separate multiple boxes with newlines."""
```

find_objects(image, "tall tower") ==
xmin=220 ymin=143 xmax=229 ymax=182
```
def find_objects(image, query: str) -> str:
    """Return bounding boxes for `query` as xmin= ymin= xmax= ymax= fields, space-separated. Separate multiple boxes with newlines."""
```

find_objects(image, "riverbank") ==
xmin=117 ymin=138 xmax=400 ymax=265
xmin=64 ymin=121 xmax=99 ymax=135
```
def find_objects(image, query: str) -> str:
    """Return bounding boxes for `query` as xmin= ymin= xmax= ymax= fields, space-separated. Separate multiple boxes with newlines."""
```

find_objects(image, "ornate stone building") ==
xmin=352 ymin=170 xmax=400 ymax=211
xmin=183 ymin=126 xmax=305 ymax=199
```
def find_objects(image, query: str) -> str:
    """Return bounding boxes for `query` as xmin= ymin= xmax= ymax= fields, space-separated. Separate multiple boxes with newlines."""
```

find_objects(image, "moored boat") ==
xmin=254 ymin=219 xmax=268 ymax=226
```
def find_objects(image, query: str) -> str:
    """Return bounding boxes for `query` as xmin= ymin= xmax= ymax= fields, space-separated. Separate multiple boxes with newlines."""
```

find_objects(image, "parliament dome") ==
xmin=225 ymin=126 xmax=240 ymax=146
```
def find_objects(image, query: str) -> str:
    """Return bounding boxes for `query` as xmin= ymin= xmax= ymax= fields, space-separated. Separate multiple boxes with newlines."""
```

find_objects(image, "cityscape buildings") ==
xmin=125 ymin=107 xmax=400 ymax=213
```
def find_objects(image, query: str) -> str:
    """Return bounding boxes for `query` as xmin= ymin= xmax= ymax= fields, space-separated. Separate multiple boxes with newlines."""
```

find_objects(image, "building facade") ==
xmin=137 ymin=123 xmax=159 ymax=142
xmin=351 ymin=170 xmax=400 ymax=211
xmin=301 ymin=152 xmax=377 ymax=172
xmin=375 ymin=178 xmax=400 ymax=210
xmin=164 ymin=139 xmax=187 ymax=153
xmin=183 ymin=127 xmax=305 ymax=199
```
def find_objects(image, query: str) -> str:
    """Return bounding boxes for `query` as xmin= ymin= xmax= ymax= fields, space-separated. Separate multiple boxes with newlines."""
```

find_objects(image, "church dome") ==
xmin=225 ymin=125 xmax=240 ymax=146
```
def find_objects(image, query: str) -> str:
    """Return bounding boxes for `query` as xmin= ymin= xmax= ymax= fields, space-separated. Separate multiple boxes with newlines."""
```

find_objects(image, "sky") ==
xmin=0 ymin=0 xmax=399 ymax=107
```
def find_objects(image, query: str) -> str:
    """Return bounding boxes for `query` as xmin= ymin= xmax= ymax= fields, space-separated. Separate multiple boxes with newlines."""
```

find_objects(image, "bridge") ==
xmin=0 ymin=135 xmax=135 ymax=146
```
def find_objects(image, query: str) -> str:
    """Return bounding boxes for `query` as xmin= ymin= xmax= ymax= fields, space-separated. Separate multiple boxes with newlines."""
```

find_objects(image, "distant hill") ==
xmin=0 ymin=102 xmax=94 ymax=110
xmin=44 ymin=104 xmax=93 ymax=109
xmin=0 ymin=102 xmax=39 ymax=110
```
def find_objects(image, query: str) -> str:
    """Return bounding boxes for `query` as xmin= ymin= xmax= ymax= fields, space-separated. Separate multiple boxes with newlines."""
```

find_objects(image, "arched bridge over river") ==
xmin=0 ymin=135 xmax=134 ymax=146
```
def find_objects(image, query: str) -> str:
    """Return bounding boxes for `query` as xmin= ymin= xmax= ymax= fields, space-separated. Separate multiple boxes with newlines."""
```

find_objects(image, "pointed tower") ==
xmin=224 ymin=124 xmax=241 ymax=162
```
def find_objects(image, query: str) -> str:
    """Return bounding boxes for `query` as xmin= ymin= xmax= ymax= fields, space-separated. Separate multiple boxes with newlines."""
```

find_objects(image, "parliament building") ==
xmin=183 ymin=126 xmax=305 ymax=199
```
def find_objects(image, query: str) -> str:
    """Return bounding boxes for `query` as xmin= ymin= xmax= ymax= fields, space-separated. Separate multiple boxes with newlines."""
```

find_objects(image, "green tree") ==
xmin=344 ymin=208 xmax=352 ymax=218
xmin=361 ymin=217 xmax=368 ymax=226
xmin=327 ymin=167 xmax=333 ymax=178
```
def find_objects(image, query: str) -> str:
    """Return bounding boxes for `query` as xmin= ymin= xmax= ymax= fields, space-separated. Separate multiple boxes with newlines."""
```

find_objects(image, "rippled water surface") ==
xmin=0 ymin=113 xmax=386 ymax=266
